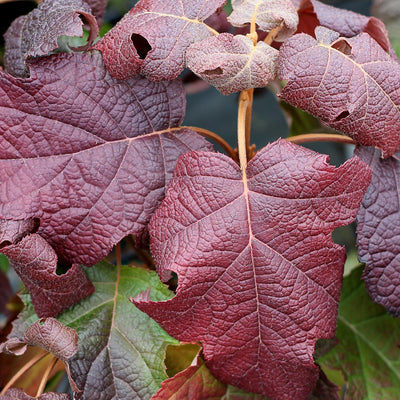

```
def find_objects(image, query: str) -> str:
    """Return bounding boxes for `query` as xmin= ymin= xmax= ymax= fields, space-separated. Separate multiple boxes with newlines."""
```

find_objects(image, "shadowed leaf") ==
xmin=319 ymin=266 xmax=400 ymax=399
xmin=0 ymin=388 xmax=71 ymax=400
xmin=355 ymin=146 xmax=400 ymax=316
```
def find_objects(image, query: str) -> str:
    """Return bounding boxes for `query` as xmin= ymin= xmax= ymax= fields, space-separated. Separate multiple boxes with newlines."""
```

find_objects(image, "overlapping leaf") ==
xmin=186 ymin=33 xmax=278 ymax=95
xmin=0 ymin=219 xmax=94 ymax=317
xmin=228 ymin=0 xmax=298 ymax=41
xmin=83 ymin=0 xmax=108 ymax=24
xmin=133 ymin=139 xmax=371 ymax=400
xmin=295 ymin=0 xmax=396 ymax=59
xmin=355 ymin=146 xmax=400 ymax=316
xmin=0 ymin=270 xmax=12 ymax=315
xmin=0 ymin=52 xmax=212 ymax=267
xmin=1 ymin=389 xmax=71 ymax=400
xmin=318 ymin=266 xmax=400 ymax=399
xmin=4 ymin=0 xmax=99 ymax=78
xmin=94 ymin=0 xmax=226 ymax=81
xmin=278 ymin=26 xmax=400 ymax=158
xmin=9 ymin=261 xmax=179 ymax=400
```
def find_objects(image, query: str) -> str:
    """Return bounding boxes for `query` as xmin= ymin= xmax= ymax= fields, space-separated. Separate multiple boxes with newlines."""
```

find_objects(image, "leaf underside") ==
xmin=134 ymin=139 xmax=371 ymax=400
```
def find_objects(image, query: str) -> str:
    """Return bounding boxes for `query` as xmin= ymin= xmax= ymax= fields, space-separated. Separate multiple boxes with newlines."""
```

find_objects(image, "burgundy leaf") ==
xmin=228 ymin=0 xmax=299 ymax=41
xmin=0 ymin=389 xmax=71 ymax=400
xmin=83 ymin=0 xmax=108 ymax=25
xmin=1 ymin=232 xmax=94 ymax=317
xmin=0 ymin=337 xmax=27 ymax=356
xmin=296 ymin=0 xmax=396 ymax=59
xmin=355 ymin=146 xmax=400 ymax=316
xmin=0 ymin=52 xmax=212 ymax=266
xmin=0 ymin=270 xmax=12 ymax=316
xmin=151 ymin=351 xmax=227 ymax=399
xmin=133 ymin=139 xmax=371 ymax=400
xmin=278 ymin=26 xmax=400 ymax=158
xmin=186 ymin=33 xmax=278 ymax=95
xmin=94 ymin=0 xmax=226 ymax=81
xmin=307 ymin=369 xmax=340 ymax=400
xmin=4 ymin=0 xmax=99 ymax=78
xmin=23 ymin=318 xmax=78 ymax=362
xmin=204 ymin=8 xmax=231 ymax=33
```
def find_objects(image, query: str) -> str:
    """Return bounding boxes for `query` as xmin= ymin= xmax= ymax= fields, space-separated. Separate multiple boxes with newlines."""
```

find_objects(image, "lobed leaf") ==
xmin=4 ymin=0 xmax=99 ymax=78
xmin=278 ymin=26 xmax=400 ymax=158
xmin=9 ymin=261 xmax=179 ymax=400
xmin=186 ymin=33 xmax=279 ymax=95
xmin=0 ymin=52 xmax=212 ymax=267
xmin=228 ymin=0 xmax=298 ymax=41
xmin=0 ymin=220 xmax=94 ymax=318
xmin=133 ymin=139 xmax=371 ymax=400
xmin=95 ymin=0 xmax=226 ymax=81
xmin=295 ymin=0 xmax=396 ymax=59
xmin=355 ymin=146 xmax=400 ymax=316
xmin=318 ymin=266 xmax=400 ymax=399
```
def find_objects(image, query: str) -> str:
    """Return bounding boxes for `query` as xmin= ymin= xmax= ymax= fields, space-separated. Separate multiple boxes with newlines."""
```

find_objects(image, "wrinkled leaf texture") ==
xmin=295 ymin=0 xmax=397 ymax=59
xmin=133 ymin=139 xmax=371 ymax=400
xmin=0 ymin=52 xmax=212 ymax=267
xmin=319 ymin=266 xmax=400 ymax=399
xmin=228 ymin=0 xmax=298 ymax=41
xmin=9 ymin=261 xmax=179 ymax=400
xmin=0 ymin=388 xmax=71 ymax=400
xmin=0 ymin=219 xmax=94 ymax=317
xmin=4 ymin=0 xmax=99 ymax=78
xmin=278 ymin=26 xmax=400 ymax=158
xmin=186 ymin=33 xmax=279 ymax=95
xmin=95 ymin=0 xmax=226 ymax=81
xmin=355 ymin=146 xmax=400 ymax=316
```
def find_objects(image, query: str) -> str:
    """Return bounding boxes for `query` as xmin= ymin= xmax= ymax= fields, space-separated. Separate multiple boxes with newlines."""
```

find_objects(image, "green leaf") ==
xmin=11 ymin=261 xmax=179 ymax=400
xmin=0 ymin=254 xmax=9 ymax=273
xmin=318 ymin=266 xmax=400 ymax=399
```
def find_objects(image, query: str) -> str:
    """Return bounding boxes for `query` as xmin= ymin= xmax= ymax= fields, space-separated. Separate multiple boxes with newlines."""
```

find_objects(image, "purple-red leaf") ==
xmin=133 ymin=139 xmax=371 ymax=400
xmin=4 ymin=0 xmax=99 ymax=78
xmin=0 ymin=226 xmax=94 ymax=317
xmin=0 ymin=270 xmax=12 ymax=316
xmin=23 ymin=318 xmax=78 ymax=362
xmin=151 ymin=351 xmax=227 ymax=400
xmin=0 ymin=388 xmax=71 ymax=400
xmin=228 ymin=0 xmax=299 ymax=41
xmin=278 ymin=27 xmax=400 ymax=158
xmin=186 ymin=33 xmax=278 ymax=95
xmin=94 ymin=0 xmax=226 ymax=81
xmin=83 ymin=0 xmax=108 ymax=25
xmin=0 ymin=52 xmax=212 ymax=267
xmin=355 ymin=146 xmax=400 ymax=316
xmin=296 ymin=0 xmax=396 ymax=59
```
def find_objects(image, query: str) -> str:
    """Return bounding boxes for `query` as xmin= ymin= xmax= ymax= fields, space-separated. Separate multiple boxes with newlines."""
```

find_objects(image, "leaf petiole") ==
xmin=286 ymin=133 xmax=356 ymax=146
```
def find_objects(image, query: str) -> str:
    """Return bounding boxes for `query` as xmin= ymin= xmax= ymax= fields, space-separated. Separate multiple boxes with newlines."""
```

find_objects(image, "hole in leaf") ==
xmin=332 ymin=40 xmax=352 ymax=55
xmin=204 ymin=67 xmax=223 ymax=76
xmin=334 ymin=110 xmax=350 ymax=121
xmin=131 ymin=34 xmax=152 ymax=60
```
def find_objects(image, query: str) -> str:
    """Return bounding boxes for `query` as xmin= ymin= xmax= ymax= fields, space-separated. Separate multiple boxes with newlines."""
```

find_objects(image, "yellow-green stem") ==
xmin=238 ymin=89 xmax=254 ymax=171
xmin=286 ymin=133 xmax=356 ymax=145
xmin=36 ymin=356 xmax=59 ymax=397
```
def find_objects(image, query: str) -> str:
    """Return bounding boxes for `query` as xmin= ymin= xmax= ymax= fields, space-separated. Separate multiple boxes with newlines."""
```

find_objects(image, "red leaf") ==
xmin=83 ymin=0 xmax=108 ymax=24
xmin=356 ymin=146 xmax=400 ymax=316
xmin=0 ymin=52 xmax=212 ymax=266
xmin=133 ymin=139 xmax=371 ymax=400
xmin=4 ymin=0 xmax=99 ymax=77
xmin=151 ymin=351 xmax=227 ymax=400
xmin=186 ymin=33 xmax=278 ymax=95
xmin=0 ymin=226 xmax=94 ymax=317
xmin=278 ymin=26 xmax=400 ymax=158
xmin=94 ymin=0 xmax=225 ymax=81
xmin=296 ymin=0 xmax=396 ymax=58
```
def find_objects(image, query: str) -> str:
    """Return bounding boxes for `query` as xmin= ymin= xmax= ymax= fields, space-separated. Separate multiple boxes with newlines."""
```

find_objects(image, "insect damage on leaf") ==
xmin=133 ymin=139 xmax=371 ymax=400
xmin=278 ymin=26 xmax=400 ymax=158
